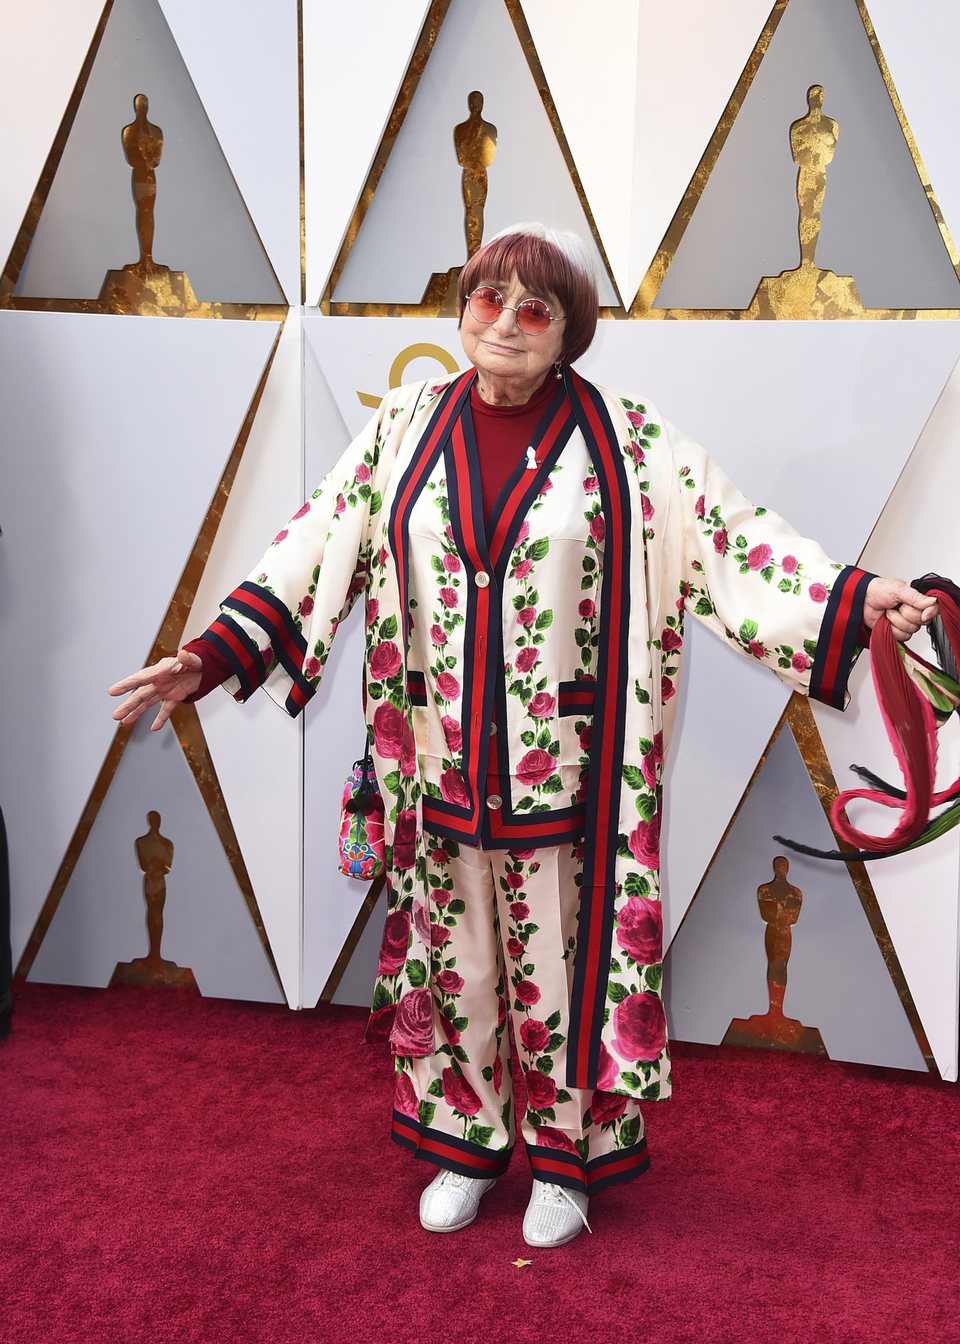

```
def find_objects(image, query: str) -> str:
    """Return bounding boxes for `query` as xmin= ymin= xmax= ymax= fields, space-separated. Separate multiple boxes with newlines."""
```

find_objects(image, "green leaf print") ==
xmin=619 ymin=1115 xmax=642 ymax=1148
xmin=380 ymin=614 xmax=398 ymax=640
xmin=607 ymin=983 xmax=629 ymax=1004
xmin=372 ymin=982 xmax=392 ymax=1011
xmin=535 ymin=610 xmax=553 ymax=630
xmin=406 ymin=959 xmax=427 ymax=988
xmin=528 ymin=538 xmax=550 ymax=562
xmin=369 ymin=490 xmax=382 ymax=517
xmin=554 ymin=1089 xmax=572 ymax=1105
xmin=467 ymin=1124 xmax=495 ymax=1147
xmin=575 ymin=1138 xmax=589 ymax=1162
xmin=694 ymin=596 xmax=714 ymax=617
xmin=622 ymin=765 xmax=646 ymax=790
xmin=636 ymin=793 xmax=657 ymax=821
xmin=447 ymin=898 xmax=466 ymax=915
xmin=641 ymin=1082 xmax=661 ymax=1101
xmin=545 ymin=1010 xmax=562 ymax=1030
xmin=427 ymin=1078 xmax=444 ymax=1099
xmin=418 ymin=1100 xmax=436 ymax=1127
xmin=738 ymin=618 xmax=758 ymax=643
xmin=644 ymin=963 xmax=663 ymax=992
xmin=620 ymin=1071 xmax=643 ymax=1090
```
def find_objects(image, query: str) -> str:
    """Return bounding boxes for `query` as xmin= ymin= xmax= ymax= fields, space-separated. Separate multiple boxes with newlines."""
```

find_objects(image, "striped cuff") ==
xmin=809 ymin=566 xmax=876 ymax=709
xmin=390 ymin=1109 xmax=513 ymax=1177
xmin=525 ymin=1134 xmax=651 ymax=1194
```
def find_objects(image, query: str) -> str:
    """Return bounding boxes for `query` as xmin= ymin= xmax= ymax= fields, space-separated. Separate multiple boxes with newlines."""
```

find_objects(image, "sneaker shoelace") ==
xmin=538 ymin=1182 xmax=593 ymax=1233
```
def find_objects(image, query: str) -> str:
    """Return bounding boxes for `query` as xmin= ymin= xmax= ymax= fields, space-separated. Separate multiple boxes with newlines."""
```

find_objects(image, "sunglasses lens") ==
xmin=469 ymin=287 xmax=503 ymax=323
xmin=517 ymin=300 xmax=552 ymax=334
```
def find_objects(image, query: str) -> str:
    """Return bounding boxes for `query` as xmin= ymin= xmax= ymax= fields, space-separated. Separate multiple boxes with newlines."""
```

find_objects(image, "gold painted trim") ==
xmin=318 ymin=874 xmax=386 ymax=1004
xmin=785 ymin=695 xmax=936 ymax=1075
xmin=0 ymin=0 xmax=115 ymax=302
xmin=16 ymin=322 xmax=286 ymax=983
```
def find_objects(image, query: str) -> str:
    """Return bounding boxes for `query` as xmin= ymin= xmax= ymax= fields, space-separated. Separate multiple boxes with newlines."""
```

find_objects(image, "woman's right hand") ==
xmin=107 ymin=647 xmax=204 ymax=732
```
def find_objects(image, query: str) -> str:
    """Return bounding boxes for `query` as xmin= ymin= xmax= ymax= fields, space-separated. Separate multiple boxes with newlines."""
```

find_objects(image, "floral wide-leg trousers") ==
xmin=389 ymin=837 xmax=651 ymax=1195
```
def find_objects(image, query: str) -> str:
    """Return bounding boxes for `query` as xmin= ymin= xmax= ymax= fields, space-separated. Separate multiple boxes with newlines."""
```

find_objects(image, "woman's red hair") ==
xmin=457 ymin=230 xmax=598 ymax=365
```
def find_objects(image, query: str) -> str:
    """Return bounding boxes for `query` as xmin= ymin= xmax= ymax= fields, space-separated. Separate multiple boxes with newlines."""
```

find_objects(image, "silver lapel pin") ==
xmin=525 ymin=445 xmax=538 ymax=470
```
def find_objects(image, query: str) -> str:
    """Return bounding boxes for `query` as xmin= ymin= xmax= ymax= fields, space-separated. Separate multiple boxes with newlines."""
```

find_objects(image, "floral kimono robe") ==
xmin=206 ymin=366 xmax=873 ymax=1098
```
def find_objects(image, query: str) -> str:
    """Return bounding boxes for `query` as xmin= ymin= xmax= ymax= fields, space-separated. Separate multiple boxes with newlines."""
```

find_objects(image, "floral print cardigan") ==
xmin=202 ymin=366 xmax=873 ymax=1096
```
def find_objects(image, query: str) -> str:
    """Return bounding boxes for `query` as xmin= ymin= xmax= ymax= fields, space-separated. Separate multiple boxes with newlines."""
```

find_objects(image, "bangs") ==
xmin=458 ymin=230 xmax=599 ymax=365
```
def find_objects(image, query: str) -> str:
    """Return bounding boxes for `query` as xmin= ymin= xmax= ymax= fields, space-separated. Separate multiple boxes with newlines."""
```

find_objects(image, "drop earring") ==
xmin=554 ymin=361 xmax=563 ymax=380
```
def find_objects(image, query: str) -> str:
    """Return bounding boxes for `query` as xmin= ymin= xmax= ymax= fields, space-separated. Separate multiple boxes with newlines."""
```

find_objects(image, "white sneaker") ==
xmin=522 ymin=1180 xmax=592 ymax=1247
xmin=419 ymin=1168 xmax=497 ymax=1232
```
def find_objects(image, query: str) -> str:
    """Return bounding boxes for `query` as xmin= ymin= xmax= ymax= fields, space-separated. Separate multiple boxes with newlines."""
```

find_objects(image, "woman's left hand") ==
xmin=864 ymin=577 xmax=939 ymax=642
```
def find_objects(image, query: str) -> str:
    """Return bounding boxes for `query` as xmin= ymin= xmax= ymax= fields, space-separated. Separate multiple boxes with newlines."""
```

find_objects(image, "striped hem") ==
xmin=390 ymin=1110 xmax=513 ymax=1177
xmin=525 ymin=1135 xmax=651 ymax=1194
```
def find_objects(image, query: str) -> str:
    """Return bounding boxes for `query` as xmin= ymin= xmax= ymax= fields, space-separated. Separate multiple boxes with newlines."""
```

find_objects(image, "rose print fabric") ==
xmin=390 ymin=838 xmax=651 ymax=1195
xmin=199 ymin=370 xmax=874 ymax=1097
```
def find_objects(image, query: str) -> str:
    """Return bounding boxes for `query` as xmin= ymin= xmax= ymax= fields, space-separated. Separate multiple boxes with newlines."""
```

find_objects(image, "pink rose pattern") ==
xmin=392 ymin=841 xmax=649 ymax=1161
xmin=671 ymin=453 xmax=844 ymax=679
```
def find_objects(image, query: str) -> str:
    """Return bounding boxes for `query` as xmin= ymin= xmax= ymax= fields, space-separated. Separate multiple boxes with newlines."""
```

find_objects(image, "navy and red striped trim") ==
xmin=203 ymin=614 xmax=265 ymax=702
xmin=403 ymin=374 xmax=580 ymax=846
xmin=407 ymin=669 xmax=428 ymax=706
xmin=525 ymin=1134 xmax=650 ymax=1194
xmin=390 ymin=1109 xmax=513 ymax=1177
xmin=558 ymin=678 xmax=596 ymax=718
xmin=388 ymin=371 xmax=477 ymax=668
xmin=563 ymin=369 xmax=633 ymax=1090
xmin=809 ymin=565 xmax=876 ymax=709
xmin=220 ymin=579 xmax=314 ymax=715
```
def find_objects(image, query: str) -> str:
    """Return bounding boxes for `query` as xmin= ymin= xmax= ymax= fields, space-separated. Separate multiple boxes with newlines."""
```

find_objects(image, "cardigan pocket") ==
xmin=557 ymin=677 xmax=596 ymax=763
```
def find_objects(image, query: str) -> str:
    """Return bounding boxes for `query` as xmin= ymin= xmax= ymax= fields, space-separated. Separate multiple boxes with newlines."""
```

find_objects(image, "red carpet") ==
xmin=1 ymin=982 xmax=957 ymax=1344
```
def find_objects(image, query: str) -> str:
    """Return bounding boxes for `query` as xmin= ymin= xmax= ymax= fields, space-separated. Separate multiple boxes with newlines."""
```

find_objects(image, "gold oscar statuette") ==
xmin=98 ymin=93 xmax=202 ymax=316
xmin=746 ymin=84 xmax=864 ymax=319
xmin=722 ymin=855 xmax=826 ymax=1054
xmin=110 ymin=810 xmax=198 ymax=989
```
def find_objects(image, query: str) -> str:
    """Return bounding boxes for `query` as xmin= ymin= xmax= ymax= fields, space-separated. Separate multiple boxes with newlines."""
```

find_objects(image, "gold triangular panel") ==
xmin=4 ymin=0 xmax=284 ymax=314
xmin=325 ymin=0 xmax=619 ymax=313
xmin=652 ymin=0 xmax=960 ymax=316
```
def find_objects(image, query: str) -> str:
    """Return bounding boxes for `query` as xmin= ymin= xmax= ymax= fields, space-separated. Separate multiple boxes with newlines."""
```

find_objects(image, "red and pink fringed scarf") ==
xmin=777 ymin=575 xmax=960 ymax=862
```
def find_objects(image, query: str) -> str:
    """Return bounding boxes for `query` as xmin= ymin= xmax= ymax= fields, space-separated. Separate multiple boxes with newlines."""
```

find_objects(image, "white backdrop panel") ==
xmin=159 ymin=0 xmax=300 ymax=302
xmin=0 ymin=311 xmax=279 ymax=964
xmin=187 ymin=316 xmax=303 ymax=1006
xmin=521 ymin=0 xmax=773 ymax=306
xmin=664 ymin=726 xmax=926 ymax=1071
xmin=868 ymin=1 xmax=960 ymax=264
xmin=300 ymin=316 xmax=378 ymax=1007
xmin=812 ymin=353 xmax=960 ymax=1081
xmin=304 ymin=0 xmax=431 ymax=304
xmin=28 ymin=715 xmax=284 ymax=1004
xmin=331 ymin=0 xmax=617 ymax=305
xmin=0 ymin=0 xmax=104 ymax=275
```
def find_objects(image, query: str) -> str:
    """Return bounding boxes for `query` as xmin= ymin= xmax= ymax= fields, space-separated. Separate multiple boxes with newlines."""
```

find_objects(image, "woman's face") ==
xmin=459 ymin=271 xmax=565 ymax=387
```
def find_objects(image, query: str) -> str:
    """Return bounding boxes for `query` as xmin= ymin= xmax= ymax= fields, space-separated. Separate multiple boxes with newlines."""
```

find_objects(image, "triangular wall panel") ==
xmin=655 ymin=0 xmax=960 ymax=311
xmin=14 ymin=0 xmax=282 ymax=304
xmin=0 ymin=310 xmax=279 ymax=964
xmin=328 ymin=0 xmax=618 ymax=306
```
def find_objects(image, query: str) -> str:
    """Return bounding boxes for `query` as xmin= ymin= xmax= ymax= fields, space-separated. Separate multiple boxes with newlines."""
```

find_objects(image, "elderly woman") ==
xmin=109 ymin=222 xmax=937 ymax=1248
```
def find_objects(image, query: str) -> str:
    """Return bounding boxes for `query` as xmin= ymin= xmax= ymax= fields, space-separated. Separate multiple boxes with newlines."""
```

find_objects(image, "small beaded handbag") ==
xmin=338 ymin=739 xmax=385 ymax=879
